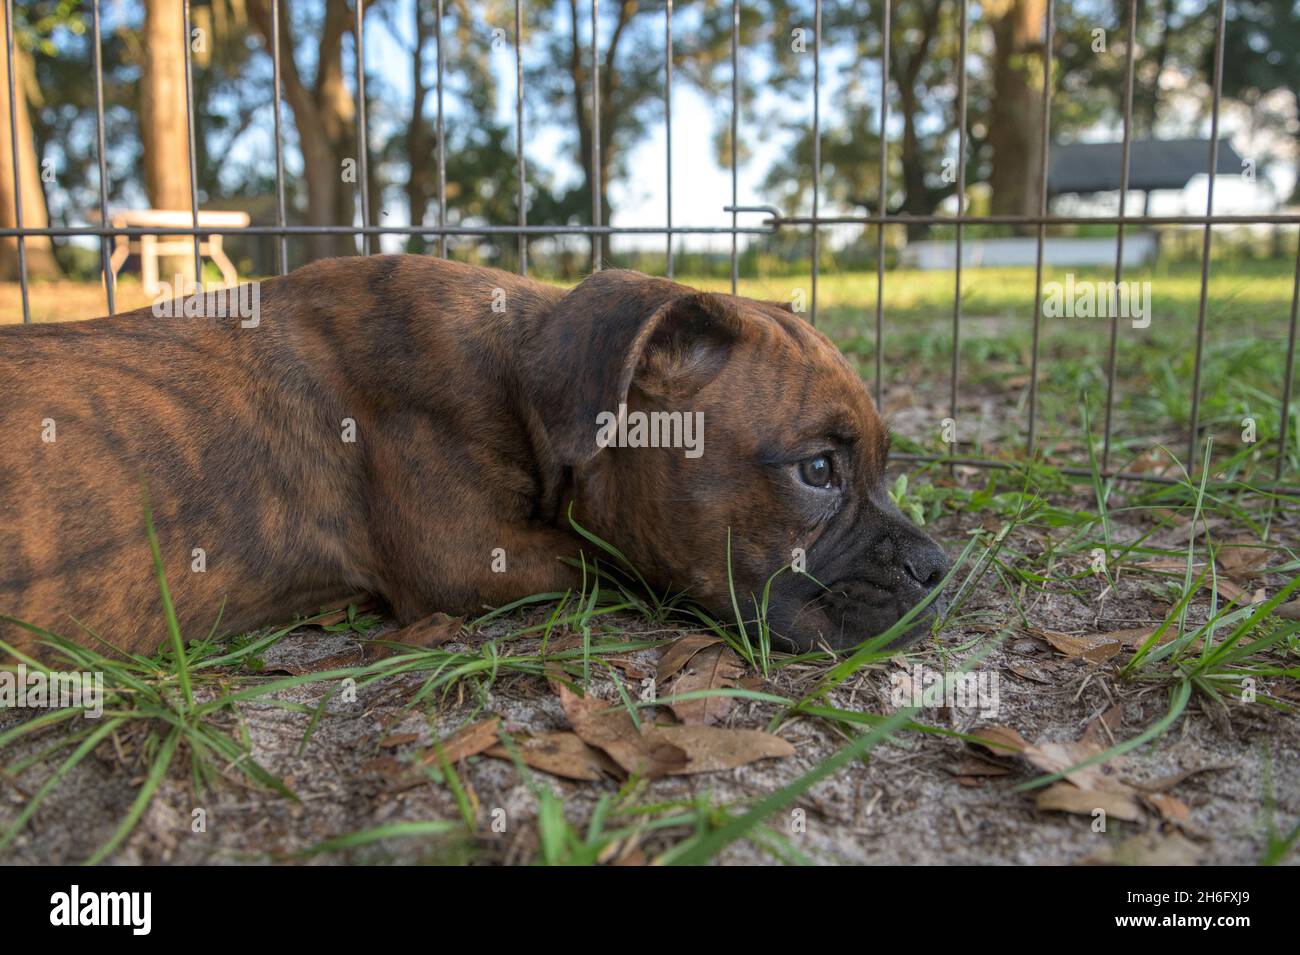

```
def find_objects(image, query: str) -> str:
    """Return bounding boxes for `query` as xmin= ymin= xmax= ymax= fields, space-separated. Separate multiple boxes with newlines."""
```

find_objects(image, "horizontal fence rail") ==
xmin=3 ymin=0 xmax=1299 ymax=495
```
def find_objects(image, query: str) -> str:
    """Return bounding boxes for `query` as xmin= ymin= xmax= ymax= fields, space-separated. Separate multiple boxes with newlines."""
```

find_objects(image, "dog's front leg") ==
xmin=378 ymin=523 xmax=584 ymax=625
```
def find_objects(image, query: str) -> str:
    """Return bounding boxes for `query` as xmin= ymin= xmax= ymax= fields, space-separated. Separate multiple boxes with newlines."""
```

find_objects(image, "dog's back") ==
xmin=0 ymin=255 xmax=560 ymax=658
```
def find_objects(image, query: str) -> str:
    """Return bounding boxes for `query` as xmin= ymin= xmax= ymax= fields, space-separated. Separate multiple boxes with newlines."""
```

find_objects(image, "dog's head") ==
xmin=528 ymin=270 xmax=950 ymax=652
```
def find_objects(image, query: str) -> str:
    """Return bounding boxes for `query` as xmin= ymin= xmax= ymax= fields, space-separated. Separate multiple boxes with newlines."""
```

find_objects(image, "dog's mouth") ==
xmin=772 ymin=573 xmax=949 ymax=653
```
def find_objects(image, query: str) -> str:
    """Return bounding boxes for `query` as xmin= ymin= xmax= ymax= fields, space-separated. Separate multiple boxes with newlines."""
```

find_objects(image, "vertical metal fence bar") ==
xmin=665 ymin=0 xmax=673 ymax=279
xmin=4 ymin=0 xmax=29 ymax=323
xmin=436 ymin=0 xmax=446 ymax=257
xmin=354 ymin=0 xmax=370 ymax=255
xmin=1026 ymin=0 xmax=1054 ymax=453
xmin=810 ymin=0 xmax=820 ymax=325
xmin=515 ymin=0 xmax=527 ymax=273
xmin=1186 ymin=0 xmax=1227 ymax=472
xmin=1277 ymin=237 xmax=1300 ymax=483
xmin=730 ymin=0 xmax=738 ymax=293
xmin=590 ymin=0 xmax=601 ymax=273
xmin=91 ymin=0 xmax=114 ymax=315
xmin=182 ymin=0 xmax=202 ymax=286
xmin=949 ymin=0 xmax=969 ymax=436
xmin=271 ymin=0 xmax=288 ymax=274
xmin=1101 ymin=0 xmax=1138 ymax=471
xmin=873 ymin=0 xmax=890 ymax=410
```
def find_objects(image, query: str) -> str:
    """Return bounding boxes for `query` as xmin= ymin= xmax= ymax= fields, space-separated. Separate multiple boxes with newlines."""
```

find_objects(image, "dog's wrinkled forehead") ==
xmin=710 ymin=294 xmax=890 ymax=472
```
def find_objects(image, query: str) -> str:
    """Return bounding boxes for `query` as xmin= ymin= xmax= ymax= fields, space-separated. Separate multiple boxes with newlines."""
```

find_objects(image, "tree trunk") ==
xmin=405 ymin=0 xmax=431 ymax=254
xmin=568 ymin=0 xmax=596 ymax=267
xmin=142 ymin=0 xmax=196 ymax=286
xmin=570 ymin=0 xmax=634 ymax=269
xmin=889 ymin=0 xmax=946 ymax=240
xmin=248 ymin=0 xmax=359 ymax=261
xmin=1138 ymin=0 xmax=1176 ymax=135
xmin=986 ymin=0 xmax=1047 ymax=227
xmin=896 ymin=82 xmax=929 ymax=240
xmin=0 ymin=34 xmax=59 ymax=280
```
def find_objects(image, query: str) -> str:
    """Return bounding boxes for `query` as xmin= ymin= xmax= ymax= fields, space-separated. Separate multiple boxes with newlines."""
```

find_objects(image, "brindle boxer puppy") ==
xmin=0 ymin=256 xmax=948 ymax=660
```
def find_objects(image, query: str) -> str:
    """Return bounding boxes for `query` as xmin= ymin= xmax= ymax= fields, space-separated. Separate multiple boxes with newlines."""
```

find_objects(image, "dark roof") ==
xmin=1047 ymin=138 xmax=1244 ymax=195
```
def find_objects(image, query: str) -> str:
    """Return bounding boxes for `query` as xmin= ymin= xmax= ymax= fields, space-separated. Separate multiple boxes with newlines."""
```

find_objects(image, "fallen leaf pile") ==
xmin=966 ymin=721 xmax=1218 ymax=845
xmin=407 ymin=635 xmax=793 ymax=782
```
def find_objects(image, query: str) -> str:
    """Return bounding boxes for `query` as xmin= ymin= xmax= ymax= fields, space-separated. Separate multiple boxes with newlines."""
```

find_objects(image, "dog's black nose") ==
xmin=903 ymin=543 xmax=948 ymax=590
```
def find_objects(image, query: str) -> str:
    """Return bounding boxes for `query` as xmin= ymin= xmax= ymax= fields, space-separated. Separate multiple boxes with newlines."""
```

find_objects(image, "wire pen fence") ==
xmin=3 ymin=0 xmax=1300 ymax=492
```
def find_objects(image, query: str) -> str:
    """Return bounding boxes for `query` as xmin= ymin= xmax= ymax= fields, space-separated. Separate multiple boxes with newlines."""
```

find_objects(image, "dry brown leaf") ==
xmin=643 ymin=724 xmax=794 ymax=774
xmin=969 ymin=724 xmax=1029 ymax=757
xmin=485 ymin=731 xmax=613 ymax=781
xmin=366 ymin=612 xmax=464 ymax=660
xmin=951 ymin=756 xmax=1012 ymax=778
xmin=1133 ymin=763 xmax=1234 ymax=793
xmin=310 ymin=597 xmax=376 ymax=627
xmin=1143 ymin=791 xmax=1191 ymax=824
xmin=557 ymin=684 xmax=687 ymax=778
xmin=1023 ymin=740 xmax=1131 ymax=794
xmin=261 ymin=649 xmax=364 ymax=675
xmin=1080 ymin=642 xmax=1123 ymax=663
xmin=1133 ymin=558 xmax=1207 ymax=573
xmin=420 ymin=717 xmax=501 ymax=765
xmin=543 ymin=631 xmax=585 ymax=654
xmin=1107 ymin=627 xmax=1164 ymax=648
xmin=604 ymin=654 xmax=654 ymax=680
xmin=664 ymin=643 xmax=745 ymax=725
xmin=597 ymin=833 xmax=646 ymax=865
xmin=656 ymin=634 xmax=724 ymax=684
xmin=1084 ymin=832 xmax=1203 ymax=866
xmin=1276 ymin=600 xmax=1300 ymax=621
xmin=1035 ymin=782 xmax=1144 ymax=822
xmin=1217 ymin=534 xmax=1270 ymax=578
xmin=1033 ymin=629 xmax=1123 ymax=662
xmin=1211 ymin=577 xmax=1252 ymax=604
xmin=377 ymin=732 xmax=419 ymax=749
xmin=1007 ymin=662 xmax=1055 ymax=684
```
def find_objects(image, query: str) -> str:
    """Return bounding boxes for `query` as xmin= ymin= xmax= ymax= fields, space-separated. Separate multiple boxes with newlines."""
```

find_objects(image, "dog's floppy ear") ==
xmin=526 ymin=271 xmax=741 ymax=466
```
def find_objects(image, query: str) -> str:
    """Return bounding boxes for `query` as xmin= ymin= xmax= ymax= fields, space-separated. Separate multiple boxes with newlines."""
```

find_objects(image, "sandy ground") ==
xmin=2 ymin=496 xmax=1297 ymax=866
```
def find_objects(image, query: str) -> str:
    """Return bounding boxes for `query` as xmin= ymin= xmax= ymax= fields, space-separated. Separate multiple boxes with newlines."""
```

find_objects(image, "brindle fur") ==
xmin=0 ymin=255 xmax=946 ymax=659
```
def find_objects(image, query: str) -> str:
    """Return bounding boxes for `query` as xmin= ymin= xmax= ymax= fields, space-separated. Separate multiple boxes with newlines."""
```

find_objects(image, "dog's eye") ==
xmin=798 ymin=454 xmax=834 ymax=488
